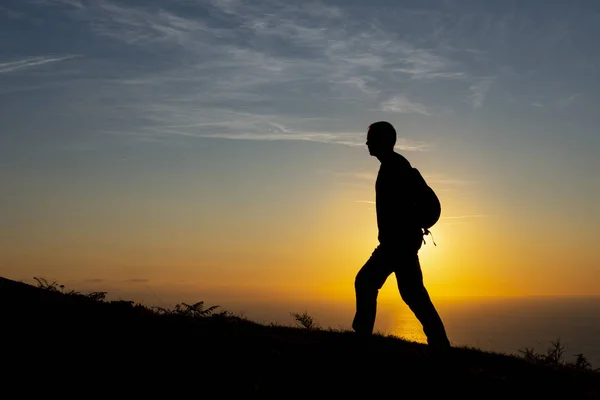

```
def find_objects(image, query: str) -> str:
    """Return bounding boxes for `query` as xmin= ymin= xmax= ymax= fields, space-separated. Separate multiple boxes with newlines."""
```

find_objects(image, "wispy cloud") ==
xmin=187 ymin=129 xmax=363 ymax=147
xmin=391 ymin=47 xmax=465 ymax=81
xmin=125 ymin=278 xmax=149 ymax=283
xmin=381 ymin=95 xmax=432 ymax=115
xmin=0 ymin=55 xmax=79 ymax=73
xmin=0 ymin=5 xmax=26 ymax=19
xmin=468 ymin=78 xmax=494 ymax=108
xmin=556 ymin=93 xmax=581 ymax=108
xmin=528 ymin=93 xmax=581 ymax=109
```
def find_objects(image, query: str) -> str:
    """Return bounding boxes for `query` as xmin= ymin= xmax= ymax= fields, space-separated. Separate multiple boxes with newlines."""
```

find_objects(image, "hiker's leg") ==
xmin=395 ymin=254 xmax=450 ymax=347
xmin=352 ymin=246 xmax=393 ymax=336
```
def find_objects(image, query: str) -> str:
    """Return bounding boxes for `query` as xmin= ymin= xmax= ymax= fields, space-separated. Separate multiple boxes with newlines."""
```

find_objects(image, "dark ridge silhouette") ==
xmin=2 ymin=276 xmax=599 ymax=398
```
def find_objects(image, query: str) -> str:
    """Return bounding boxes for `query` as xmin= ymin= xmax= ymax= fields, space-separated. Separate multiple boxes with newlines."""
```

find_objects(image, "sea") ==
xmin=389 ymin=296 xmax=600 ymax=367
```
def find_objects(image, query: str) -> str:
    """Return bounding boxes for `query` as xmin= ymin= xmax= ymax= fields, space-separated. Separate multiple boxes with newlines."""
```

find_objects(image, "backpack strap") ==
xmin=422 ymin=228 xmax=437 ymax=246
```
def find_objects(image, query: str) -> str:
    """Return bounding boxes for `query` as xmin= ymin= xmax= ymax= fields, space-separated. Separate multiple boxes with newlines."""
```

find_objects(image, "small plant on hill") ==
xmin=290 ymin=311 xmax=320 ymax=330
xmin=33 ymin=277 xmax=64 ymax=292
xmin=34 ymin=276 xmax=107 ymax=301
xmin=174 ymin=301 xmax=219 ymax=317
xmin=519 ymin=339 xmax=596 ymax=371
xmin=571 ymin=353 xmax=593 ymax=370
xmin=153 ymin=301 xmax=225 ymax=318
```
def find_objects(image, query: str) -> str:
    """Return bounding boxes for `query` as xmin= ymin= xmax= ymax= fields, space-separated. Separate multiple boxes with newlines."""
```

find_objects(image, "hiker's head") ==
xmin=366 ymin=121 xmax=396 ymax=157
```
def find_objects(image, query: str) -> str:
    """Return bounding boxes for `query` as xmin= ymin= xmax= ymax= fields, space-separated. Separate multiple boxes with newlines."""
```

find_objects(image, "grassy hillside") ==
xmin=2 ymin=276 xmax=599 ymax=398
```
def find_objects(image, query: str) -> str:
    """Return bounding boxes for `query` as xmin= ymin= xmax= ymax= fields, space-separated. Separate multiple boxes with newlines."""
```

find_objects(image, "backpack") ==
xmin=410 ymin=168 xmax=441 ymax=243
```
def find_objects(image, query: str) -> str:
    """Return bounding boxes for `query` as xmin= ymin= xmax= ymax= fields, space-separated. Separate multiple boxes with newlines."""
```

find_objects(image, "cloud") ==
xmin=391 ymin=47 xmax=465 ymax=81
xmin=124 ymin=278 xmax=149 ymax=283
xmin=104 ymin=107 xmax=368 ymax=146
xmin=0 ymin=55 xmax=79 ymax=73
xmin=188 ymin=129 xmax=363 ymax=147
xmin=528 ymin=93 xmax=581 ymax=109
xmin=468 ymin=78 xmax=494 ymax=108
xmin=380 ymin=95 xmax=431 ymax=115
xmin=90 ymin=3 xmax=216 ymax=45
xmin=556 ymin=93 xmax=580 ymax=108
xmin=0 ymin=5 xmax=26 ymax=19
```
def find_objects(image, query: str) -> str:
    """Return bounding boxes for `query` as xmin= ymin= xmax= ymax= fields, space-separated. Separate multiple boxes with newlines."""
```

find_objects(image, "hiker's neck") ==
xmin=376 ymin=150 xmax=396 ymax=163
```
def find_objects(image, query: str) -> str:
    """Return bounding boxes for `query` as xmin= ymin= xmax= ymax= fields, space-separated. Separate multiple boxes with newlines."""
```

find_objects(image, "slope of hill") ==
xmin=2 ymin=276 xmax=599 ymax=398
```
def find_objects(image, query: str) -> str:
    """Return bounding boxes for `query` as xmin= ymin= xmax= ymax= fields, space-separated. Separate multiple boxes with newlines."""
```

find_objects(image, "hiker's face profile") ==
xmin=366 ymin=130 xmax=387 ymax=156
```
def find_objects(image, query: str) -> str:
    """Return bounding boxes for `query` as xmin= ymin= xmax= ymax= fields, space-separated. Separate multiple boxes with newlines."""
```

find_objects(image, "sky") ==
xmin=1 ymin=0 xmax=599 ymax=321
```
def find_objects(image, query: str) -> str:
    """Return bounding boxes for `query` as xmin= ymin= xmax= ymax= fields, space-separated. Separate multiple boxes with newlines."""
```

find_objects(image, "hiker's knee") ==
xmin=354 ymin=273 xmax=367 ymax=292
xmin=400 ymin=286 xmax=428 ymax=306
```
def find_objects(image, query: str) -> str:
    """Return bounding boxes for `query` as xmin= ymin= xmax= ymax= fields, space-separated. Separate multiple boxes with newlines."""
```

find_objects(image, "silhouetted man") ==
xmin=352 ymin=121 xmax=451 ymax=350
